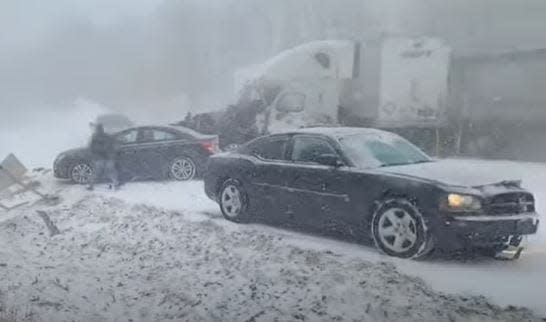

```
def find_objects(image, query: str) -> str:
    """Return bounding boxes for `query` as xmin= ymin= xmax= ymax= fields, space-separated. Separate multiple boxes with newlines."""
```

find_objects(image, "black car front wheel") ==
xmin=219 ymin=179 xmax=250 ymax=223
xmin=169 ymin=156 xmax=196 ymax=181
xmin=371 ymin=199 xmax=433 ymax=259
xmin=70 ymin=162 xmax=94 ymax=184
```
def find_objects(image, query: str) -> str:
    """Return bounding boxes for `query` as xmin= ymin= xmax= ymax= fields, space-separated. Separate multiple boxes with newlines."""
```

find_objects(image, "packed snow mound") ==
xmin=0 ymin=192 xmax=542 ymax=321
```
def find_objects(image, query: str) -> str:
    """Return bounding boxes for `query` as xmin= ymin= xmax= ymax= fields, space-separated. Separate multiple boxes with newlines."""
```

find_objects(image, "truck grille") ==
xmin=488 ymin=193 xmax=535 ymax=215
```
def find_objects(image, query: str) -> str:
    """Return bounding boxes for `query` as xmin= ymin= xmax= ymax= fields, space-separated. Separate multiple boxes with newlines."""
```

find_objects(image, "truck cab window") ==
xmin=315 ymin=52 xmax=331 ymax=69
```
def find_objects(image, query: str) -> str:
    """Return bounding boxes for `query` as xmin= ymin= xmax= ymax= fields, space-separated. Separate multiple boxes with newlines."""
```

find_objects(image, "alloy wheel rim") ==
xmin=378 ymin=208 xmax=418 ymax=253
xmin=72 ymin=164 xmax=93 ymax=184
xmin=171 ymin=158 xmax=195 ymax=180
xmin=221 ymin=185 xmax=242 ymax=218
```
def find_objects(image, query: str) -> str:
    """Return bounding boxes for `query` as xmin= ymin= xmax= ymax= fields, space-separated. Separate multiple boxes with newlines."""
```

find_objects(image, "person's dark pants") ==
xmin=88 ymin=159 xmax=119 ymax=189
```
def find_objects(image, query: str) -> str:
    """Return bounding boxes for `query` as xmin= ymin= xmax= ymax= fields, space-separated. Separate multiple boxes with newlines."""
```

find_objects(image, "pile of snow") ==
xmin=0 ymin=181 xmax=541 ymax=321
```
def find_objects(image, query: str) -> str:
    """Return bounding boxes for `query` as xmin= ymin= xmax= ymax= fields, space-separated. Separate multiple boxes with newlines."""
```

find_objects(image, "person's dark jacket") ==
xmin=90 ymin=132 xmax=118 ymax=160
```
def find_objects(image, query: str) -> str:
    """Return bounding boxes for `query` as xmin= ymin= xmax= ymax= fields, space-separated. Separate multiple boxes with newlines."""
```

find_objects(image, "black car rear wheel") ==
xmin=371 ymin=199 xmax=433 ymax=259
xmin=219 ymin=179 xmax=249 ymax=223
xmin=169 ymin=156 xmax=196 ymax=181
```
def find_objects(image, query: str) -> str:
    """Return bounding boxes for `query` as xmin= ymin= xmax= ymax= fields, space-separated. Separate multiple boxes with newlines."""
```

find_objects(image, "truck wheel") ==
xmin=371 ymin=199 xmax=433 ymax=259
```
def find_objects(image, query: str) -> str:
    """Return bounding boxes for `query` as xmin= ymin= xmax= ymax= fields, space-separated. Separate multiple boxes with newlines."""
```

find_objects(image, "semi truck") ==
xmin=182 ymin=38 xmax=546 ymax=161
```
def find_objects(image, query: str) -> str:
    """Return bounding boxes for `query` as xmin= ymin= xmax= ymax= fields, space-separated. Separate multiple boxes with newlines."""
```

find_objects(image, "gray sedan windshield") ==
xmin=339 ymin=133 xmax=431 ymax=168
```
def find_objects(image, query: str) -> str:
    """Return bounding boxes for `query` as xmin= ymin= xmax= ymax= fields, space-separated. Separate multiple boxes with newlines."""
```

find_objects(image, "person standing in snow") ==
xmin=87 ymin=123 xmax=119 ymax=191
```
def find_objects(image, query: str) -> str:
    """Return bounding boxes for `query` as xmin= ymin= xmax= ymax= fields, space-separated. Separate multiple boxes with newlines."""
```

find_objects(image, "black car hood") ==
xmin=379 ymin=159 xmax=521 ymax=188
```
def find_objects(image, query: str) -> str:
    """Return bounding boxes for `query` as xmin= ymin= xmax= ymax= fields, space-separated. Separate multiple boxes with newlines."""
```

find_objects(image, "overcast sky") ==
xmin=2 ymin=0 xmax=546 ymax=125
xmin=0 ymin=0 xmax=163 ymax=49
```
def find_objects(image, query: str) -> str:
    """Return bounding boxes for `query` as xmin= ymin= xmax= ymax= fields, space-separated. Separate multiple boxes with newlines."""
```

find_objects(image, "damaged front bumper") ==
xmin=494 ymin=235 xmax=525 ymax=260
xmin=434 ymin=213 xmax=540 ymax=255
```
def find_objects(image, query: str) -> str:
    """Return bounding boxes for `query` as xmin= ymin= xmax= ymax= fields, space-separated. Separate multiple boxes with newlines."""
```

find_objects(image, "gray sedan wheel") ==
xmin=70 ymin=162 xmax=94 ymax=184
xmin=169 ymin=157 xmax=196 ymax=181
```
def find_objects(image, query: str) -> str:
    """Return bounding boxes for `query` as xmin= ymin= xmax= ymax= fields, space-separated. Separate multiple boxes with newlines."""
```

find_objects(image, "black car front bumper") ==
xmin=433 ymin=213 xmax=540 ymax=250
xmin=53 ymin=160 xmax=70 ymax=179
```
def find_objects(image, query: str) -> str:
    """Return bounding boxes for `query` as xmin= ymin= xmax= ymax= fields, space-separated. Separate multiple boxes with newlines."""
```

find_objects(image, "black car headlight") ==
xmin=441 ymin=193 xmax=482 ymax=212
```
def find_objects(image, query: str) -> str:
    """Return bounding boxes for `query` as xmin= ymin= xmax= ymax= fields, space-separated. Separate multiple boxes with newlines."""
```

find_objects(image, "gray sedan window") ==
xmin=152 ymin=130 xmax=178 ymax=141
xmin=141 ymin=129 xmax=178 ymax=142
xmin=116 ymin=130 xmax=138 ymax=145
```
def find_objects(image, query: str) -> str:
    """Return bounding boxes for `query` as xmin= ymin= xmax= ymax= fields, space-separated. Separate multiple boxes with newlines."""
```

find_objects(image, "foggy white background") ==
xmin=2 ymin=3 xmax=546 ymax=318
xmin=2 ymin=0 xmax=546 ymax=165
xmin=2 ymin=0 xmax=546 ymax=120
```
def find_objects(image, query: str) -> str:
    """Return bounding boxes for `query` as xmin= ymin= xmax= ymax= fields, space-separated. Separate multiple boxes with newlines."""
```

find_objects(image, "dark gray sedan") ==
xmin=54 ymin=125 xmax=219 ymax=184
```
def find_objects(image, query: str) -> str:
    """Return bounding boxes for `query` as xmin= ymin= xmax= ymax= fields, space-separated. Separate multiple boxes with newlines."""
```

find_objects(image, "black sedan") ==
xmin=204 ymin=127 xmax=540 ymax=259
xmin=54 ymin=125 xmax=219 ymax=184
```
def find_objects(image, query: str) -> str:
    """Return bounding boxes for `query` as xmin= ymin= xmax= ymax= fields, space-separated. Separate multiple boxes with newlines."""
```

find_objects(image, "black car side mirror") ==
xmin=316 ymin=154 xmax=343 ymax=168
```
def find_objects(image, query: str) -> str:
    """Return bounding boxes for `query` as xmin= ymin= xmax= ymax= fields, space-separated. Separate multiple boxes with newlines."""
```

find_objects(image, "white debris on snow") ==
xmin=0 ymin=169 xmax=544 ymax=321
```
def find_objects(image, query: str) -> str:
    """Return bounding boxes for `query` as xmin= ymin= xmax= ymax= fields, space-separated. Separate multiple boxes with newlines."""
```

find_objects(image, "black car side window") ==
xmin=292 ymin=136 xmax=337 ymax=164
xmin=248 ymin=138 xmax=288 ymax=161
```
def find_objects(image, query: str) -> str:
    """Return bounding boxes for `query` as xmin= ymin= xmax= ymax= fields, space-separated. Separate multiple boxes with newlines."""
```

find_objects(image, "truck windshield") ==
xmin=339 ymin=133 xmax=432 ymax=168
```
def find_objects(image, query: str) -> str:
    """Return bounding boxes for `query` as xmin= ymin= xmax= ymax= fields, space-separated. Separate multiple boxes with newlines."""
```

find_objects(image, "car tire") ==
xmin=219 ymin=179 xmax=250 ymax=223
xmin=70 ymin=161 xmax=94 ymax=185
xmin=169 ymin=156 xmax=197 ymax=181
xmin=371 ymin=198 xmax=433 ymax=259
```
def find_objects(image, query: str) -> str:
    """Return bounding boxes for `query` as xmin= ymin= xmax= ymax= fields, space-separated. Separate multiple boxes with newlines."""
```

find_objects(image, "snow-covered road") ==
xmin=1 ymin=159 xmax=546 ymax=320
xmin=96 ymin=159 xmax=546 ymax=317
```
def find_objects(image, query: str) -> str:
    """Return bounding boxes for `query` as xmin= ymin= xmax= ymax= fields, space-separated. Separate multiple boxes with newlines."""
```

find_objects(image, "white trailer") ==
xmin=189 ymin=38 xmax=546 ymax=161
xmin=376 ymin=37 xmax=451 ymax=128
xmin=339 ymin=37 xmax=451 ymax=129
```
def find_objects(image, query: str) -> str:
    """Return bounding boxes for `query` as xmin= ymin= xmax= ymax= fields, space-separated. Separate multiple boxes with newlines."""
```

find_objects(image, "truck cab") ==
xmin=234 ymin=40 xmax=359 ymax=135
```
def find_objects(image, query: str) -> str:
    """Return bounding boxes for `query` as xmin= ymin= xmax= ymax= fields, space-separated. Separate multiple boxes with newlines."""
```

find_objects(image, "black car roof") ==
xmin=285 ymin=127 xmax=391 ymax=139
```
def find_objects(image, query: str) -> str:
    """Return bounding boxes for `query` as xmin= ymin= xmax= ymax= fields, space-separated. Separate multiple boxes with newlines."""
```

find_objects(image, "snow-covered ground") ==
xmin=0 ymin=159 xmax=545 ymax=321
xmin=0 ymin=175 xmax=542 ymax=322
xmin=2 ymin=109 xmax=546 ymax=320
xmin=101 ymin=160 xmax=546 ymax=317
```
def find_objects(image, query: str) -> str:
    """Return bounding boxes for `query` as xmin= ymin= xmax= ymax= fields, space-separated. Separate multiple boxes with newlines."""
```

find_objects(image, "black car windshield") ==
xmin=339 ymin=132 xmax=432 ymax=168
